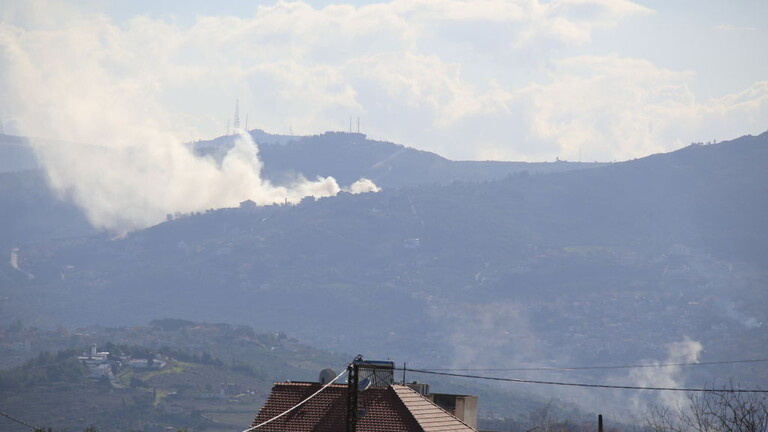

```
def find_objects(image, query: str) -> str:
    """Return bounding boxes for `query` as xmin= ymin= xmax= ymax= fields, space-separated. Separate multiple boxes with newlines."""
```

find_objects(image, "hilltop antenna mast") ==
xmin=233 ymin=99 xmax=241 ymax=131
xmin=357 ymin=117 xmax=360 ymax=133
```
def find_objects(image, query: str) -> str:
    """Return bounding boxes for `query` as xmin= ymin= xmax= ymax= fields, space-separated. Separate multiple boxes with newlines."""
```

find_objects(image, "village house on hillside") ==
xmin=250 ymin=358 xmax=477 ymax=432
xmin=76 ymin=343 xmax=166 ymax=386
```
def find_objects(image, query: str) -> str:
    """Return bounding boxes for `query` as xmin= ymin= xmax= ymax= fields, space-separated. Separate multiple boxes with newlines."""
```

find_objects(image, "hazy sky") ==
xmin=1 ymin=0 xmax=766 ymax=163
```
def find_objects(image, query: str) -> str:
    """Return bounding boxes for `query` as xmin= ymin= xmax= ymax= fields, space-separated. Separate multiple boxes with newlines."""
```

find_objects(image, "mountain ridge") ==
xmin=1 ymin=130 xmax=766 ymax=416
xmin=192 ymin=129 xmax=606 ymax=189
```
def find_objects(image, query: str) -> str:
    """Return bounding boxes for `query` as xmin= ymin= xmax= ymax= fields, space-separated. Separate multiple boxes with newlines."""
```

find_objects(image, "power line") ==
xmin=416 ymin=358 xmax=768 ymax=372
xmin=400 ymin=368 xmax=768 ymax=393
xmin=0 ymin=409 xmax=40 ymax=431
xmin=242 ymin=366 xmax=348 ymax=432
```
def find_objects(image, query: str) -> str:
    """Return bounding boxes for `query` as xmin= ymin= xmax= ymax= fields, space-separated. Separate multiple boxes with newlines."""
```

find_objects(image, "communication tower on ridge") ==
xmin=233 ymin=98 xmax=241 ymax=131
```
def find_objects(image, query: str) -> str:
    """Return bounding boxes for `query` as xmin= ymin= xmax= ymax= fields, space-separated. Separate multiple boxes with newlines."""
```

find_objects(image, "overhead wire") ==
xmin=415 ymin=357 xmax=768 ymax=372
xmin=399 ymin=368 xmax=768 ymax=393
xmin=3 ymin=357 xmax=765 ymax=432
xmin=242 ymin=366 xmax=348 ymax=432
xmin=0 ymin=409 xmax=40 ymax=431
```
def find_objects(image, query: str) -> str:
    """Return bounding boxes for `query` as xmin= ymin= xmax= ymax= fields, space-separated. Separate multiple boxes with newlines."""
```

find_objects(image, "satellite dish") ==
xmin=358 ymin=377 xmax=372 ymax=392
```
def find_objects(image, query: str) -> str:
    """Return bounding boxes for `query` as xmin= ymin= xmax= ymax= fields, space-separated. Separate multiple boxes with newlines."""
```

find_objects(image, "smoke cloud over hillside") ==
xmin=29 ymin=129 xmax=379 ymax=232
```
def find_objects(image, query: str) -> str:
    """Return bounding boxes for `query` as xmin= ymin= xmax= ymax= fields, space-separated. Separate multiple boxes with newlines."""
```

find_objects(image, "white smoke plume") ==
xmin=344 ymin=178 xmax=380 ymax=194
xmin=625 ymin=338 xmax=703 ymax=411
xmin=30 ymin=129 xmax=377 ymax=233
xmin=0 ymin=10 xmax=378 ymax=234
xmin=438 ymin=300 xmax=544 ymax=370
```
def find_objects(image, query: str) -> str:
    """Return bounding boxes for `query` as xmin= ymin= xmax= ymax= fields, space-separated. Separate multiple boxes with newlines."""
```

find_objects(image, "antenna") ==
xmin=357 ymin=117 xmax=360 ymax=133
xmin=233 ymin=99 xmax=241 ymax=131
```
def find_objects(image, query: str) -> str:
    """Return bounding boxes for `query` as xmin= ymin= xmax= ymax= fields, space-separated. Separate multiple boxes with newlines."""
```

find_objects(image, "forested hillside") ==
xmin=1 ymin=131 xmax=766 ymax=418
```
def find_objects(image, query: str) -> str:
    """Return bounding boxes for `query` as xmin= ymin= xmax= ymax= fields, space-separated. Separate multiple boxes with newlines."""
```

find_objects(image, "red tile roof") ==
xmin=250 ymin=382 xmax=476 ymax=432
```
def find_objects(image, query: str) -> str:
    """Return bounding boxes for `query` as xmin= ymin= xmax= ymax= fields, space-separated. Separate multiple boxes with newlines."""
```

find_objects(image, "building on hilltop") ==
xmin=77 ymin=343 xmax=114 ymax=379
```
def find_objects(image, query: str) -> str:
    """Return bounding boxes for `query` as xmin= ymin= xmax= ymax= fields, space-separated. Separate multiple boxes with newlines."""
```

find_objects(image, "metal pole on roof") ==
xmin=346 ymin=357 xmax=361 ymax=432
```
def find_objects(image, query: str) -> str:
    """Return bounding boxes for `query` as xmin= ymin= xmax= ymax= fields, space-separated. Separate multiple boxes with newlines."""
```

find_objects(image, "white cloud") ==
xmin=514 ymin=0 xmax=653 ymax=48
xmin=0 ymin=0 xmax=660 ymax=141
xmin=511 ymin=55 xmax=698 ymax=160
xmin=458 ymin=55 xmax=768 ymax=162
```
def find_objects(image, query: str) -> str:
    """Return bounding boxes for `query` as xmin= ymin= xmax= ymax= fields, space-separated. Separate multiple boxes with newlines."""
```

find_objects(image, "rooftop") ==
xmin=251 ymin=381 xmax=476 ymax=432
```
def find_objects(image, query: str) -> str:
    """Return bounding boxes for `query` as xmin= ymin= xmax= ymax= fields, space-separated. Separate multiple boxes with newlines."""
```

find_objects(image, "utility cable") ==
xmin=400 ymin=368 xmax=768 ymax=393
xmin=0 ymin=409 xmax=40 ymax=431
xmin=242 ymin=367 xmax=348 ymax=432
xmin=417 ymin=358 xmax=768 ymax=372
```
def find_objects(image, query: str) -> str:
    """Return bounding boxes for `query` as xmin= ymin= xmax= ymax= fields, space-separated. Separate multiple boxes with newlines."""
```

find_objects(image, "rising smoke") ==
xmin=625 ymin=338 xmax=703 ymax=411
xmin=29 ymin=129 xmax=378 ymax=233
xmin=0 ymin=11 xmax=378 ymax=234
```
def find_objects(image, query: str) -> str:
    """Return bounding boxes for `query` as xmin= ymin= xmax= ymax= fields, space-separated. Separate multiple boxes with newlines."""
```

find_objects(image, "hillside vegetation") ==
xmin=1 ymin=131 xmax=766 ymax=418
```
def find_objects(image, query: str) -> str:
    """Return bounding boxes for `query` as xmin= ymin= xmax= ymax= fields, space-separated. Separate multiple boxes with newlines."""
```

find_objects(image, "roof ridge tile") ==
xmin=391 ymin=384 xmax=476 ymax=432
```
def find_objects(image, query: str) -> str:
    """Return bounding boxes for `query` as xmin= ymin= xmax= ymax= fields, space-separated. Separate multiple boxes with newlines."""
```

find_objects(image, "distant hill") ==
xmin=0 ymin=319 xmax=347 ymax=431
xmin=0 ymin=169 xmax=94 ymax=251
xmin=192 ymin=130 xmax=605 ymax=189
xmin=0 ymin=321 xmax=563 ymax=432
xmin=0 ymin=129 xmax=599 ymax=252
xmin=0 ymin=344 xmax=272 ymax=432
xmin=1 ymin=131 xmax=767 ymax=417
